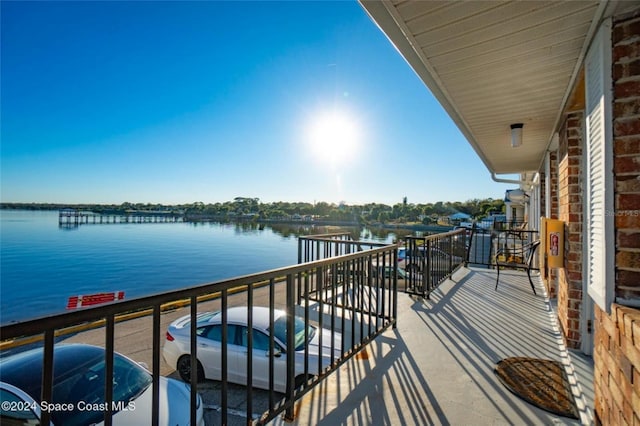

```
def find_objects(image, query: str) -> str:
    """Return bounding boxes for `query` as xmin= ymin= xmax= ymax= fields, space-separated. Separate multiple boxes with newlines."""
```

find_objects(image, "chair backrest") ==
xmin=527 ymin=240 xmax=541 ymax=267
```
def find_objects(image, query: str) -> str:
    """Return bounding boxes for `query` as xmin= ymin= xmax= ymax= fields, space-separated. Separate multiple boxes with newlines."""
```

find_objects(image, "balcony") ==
xmin=270 ymin=265 xmax=594 ymax=425
xmin=0 ymin=231 xmax=594 ymax=425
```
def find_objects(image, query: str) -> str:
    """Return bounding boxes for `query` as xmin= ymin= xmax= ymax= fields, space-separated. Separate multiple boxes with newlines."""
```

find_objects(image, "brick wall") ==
xmin=612 ymin=13 xmax=640 ymax=301
xmin=594 ymin=11 xmax=640 ymax=425
xmin=594 ymin=304 xmax=640 ymax=425
xmin=556 ymin=112 xmax=584 ymax=349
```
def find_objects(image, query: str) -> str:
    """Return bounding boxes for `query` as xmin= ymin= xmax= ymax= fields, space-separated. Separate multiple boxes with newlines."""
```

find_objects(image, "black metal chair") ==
xmin=495 ymin=240 xmax=541 ymax=294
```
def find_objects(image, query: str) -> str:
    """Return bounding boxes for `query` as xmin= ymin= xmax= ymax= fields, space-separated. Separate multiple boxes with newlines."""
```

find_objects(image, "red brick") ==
xmin=616 ymin=80 xmax=640 ymax=99
xmin=603 ymin=313 xmax=620 ymax=341
xmin=596 ymin=305 xmax=604 ymax=321
xmin=614 ymin=43 xmax=640 ymax=63
xmin=569 ymin=164 xmax=581 ymax=174
xmin=613 ymin=17 xmax=640 ymax=44
xmin=634 ymin=320 xmax=640 ymax=349
xmin=567 ymin=132 xmax=582 ymax=142
xmin=568 ymin=149 xmax=582 ymax=161
xmin=614 ymin=58 xmax=640 ymax=79
xmin=568 ymin=213 xmax=582 ymax=222
xmin=622 ymin=309 xmax=636 ymax=338
xmin=568 ymin=263 xmax=582 ymax=277
xmin=622 ymin=334 xmax=640 ymax=371
xmin=619 ymin=231 xmax=640 ymax=248
xmin=623 ymin=400 xmax=634 ymax=426
xmin=616 ymin=175 xmax=640 ymax=192
xmin=570 ymin=193 xmax=583 ymax=203
xmin=567 ymin=252 xmax=582 ymax=263
xmin=618 ymin=271 xmax=640 ymax=289
xmin=567 ymin=117 xmax=582 ymax=128
xmin=615 ymin=117 xmax=640 ymax=137
xmin=616 ymin=156 xmax=640 ymax=174
xmin=618 ymin=194 xmax=640 ymax=210
xmin=617 ymin=251 xmax=640 ymax=268
xmin=614 ymin=99 xmax=640 ymax=118
xmin=567 ymin=289 xmax=581 ymax=300
xmin=616 ymin=214 xmax=640 ymax=228
xmin=569 ymin=223 xmax=582 ymax=236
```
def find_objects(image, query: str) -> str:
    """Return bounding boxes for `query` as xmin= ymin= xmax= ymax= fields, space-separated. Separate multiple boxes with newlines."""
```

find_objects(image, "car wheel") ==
xmin=177 ymin=355 xmax=204 ymax=383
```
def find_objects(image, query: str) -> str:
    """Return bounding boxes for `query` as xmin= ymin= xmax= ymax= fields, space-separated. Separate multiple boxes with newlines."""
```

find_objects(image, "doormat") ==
xmin=494 ymin=357 xmax=579 ymax=419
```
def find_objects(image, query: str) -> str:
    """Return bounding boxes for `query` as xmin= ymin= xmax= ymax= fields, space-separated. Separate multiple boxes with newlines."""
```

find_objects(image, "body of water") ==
xmin=0 ymin=210 xmax=401 ymax=324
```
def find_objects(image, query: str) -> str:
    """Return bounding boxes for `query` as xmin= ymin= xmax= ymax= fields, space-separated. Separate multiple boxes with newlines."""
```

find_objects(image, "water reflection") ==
xmin=188 ymin=220 xmax=418 ymax=243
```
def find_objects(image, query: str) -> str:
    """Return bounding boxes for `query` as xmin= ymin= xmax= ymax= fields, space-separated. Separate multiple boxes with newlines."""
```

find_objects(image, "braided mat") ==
xmin=494 ymin=357 xmax=579 ymax=419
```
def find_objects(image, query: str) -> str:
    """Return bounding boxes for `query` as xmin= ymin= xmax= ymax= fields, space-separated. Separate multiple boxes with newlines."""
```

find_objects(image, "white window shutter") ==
xmin=585 ymin=19 xmax=614 ymax=313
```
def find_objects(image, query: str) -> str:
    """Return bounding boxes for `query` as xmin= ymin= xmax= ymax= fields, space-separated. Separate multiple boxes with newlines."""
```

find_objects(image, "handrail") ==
xmin=404 ymin=229 xmax=466 ymax=298
xmin=0 ymin=279 xmax=279 ymax=350
xmin=0 ymin=240 xmax=398 ymax=425
xmin=0 ymin=248 xmax=390 ymax=340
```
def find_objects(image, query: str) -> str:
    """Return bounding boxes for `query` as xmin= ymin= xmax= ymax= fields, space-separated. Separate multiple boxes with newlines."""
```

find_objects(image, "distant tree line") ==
xmin=1 ymin=197 xmax=505 ymax=225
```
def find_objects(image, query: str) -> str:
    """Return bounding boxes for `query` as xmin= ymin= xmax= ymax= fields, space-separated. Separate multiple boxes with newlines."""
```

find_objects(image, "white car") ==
xmin=163 ymin=306 xmax=342 ymax=393
xmin=398 ymin=245 xmax=463 ymax=273
xmin=0 ymin=343 xmax=204 ymax=426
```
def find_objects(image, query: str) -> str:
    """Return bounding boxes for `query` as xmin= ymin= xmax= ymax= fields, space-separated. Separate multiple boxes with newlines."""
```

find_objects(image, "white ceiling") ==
xmin=359 ymin=0 xmax=611 ymax=175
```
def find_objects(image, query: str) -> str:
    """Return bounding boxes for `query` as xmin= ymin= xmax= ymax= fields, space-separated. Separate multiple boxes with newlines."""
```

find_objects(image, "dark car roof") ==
xmin=0 ymin=344 xmax=104 ymax=401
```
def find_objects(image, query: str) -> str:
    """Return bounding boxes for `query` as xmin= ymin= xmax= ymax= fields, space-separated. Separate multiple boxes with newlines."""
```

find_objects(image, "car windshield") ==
xmin=52 ymin=352 xmax=152 ymax=425
xmin=271 ymin=315 xmax=316 ymax=351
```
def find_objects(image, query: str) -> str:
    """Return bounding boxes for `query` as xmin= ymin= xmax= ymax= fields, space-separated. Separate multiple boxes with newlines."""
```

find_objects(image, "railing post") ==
xmin=284 ymin=273 xmax=296 ymax=422
xmin=104 ymin=314 xmax=115 ymax=426
xmin=189 ymin=296 xmax=198 ymax=426
xmin=297 ymin=238 xmax=303 ymax=305
xmin=393 ymin=247 xmax=398 ymax=329
xmin=464 ymin=227 xmax=470 ymax=266
xmin=151 ymin=307 xmax=161 ymax=426
xmin=246 ymin=286 xmax=254 ymax=422
xmin=449 ymin=235 xmax=453 ymax=274
xmin=221 ymin=290 xmax=228 ymax=426
xmin=40 ymin=329 xmax=54 ymax=426
xmin=425 ymin=239 xmax=432 ymax=299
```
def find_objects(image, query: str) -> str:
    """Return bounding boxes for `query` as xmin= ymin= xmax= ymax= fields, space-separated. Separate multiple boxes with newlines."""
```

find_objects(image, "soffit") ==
xmin=360 ymin=0 xmax=604 ymax=175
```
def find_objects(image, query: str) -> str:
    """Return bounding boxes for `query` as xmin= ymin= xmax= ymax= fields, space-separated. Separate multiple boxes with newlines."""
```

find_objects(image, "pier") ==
xmin=58 ymin=209 xmax=184 ymax=226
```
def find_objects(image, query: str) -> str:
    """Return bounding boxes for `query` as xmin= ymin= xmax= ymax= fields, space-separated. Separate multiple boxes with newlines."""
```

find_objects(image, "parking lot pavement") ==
xmin=164 ymin=370 xmax=276 ymax=425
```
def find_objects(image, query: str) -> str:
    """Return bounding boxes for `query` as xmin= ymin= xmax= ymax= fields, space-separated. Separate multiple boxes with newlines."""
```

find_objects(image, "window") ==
xmin=0 ymin=388 xmax=39 ymax=425
xmin=198 ymin=325 xmax=241 ymax=345
xmin=585 ymin=18 xmax=615 ymax=313
xmin=241 ymin=328 xmax=278 ymax=352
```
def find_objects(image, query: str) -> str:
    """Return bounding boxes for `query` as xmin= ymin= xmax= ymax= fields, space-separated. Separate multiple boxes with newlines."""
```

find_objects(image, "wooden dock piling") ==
xmin=58 ymin=209 xmax=184 ymax=227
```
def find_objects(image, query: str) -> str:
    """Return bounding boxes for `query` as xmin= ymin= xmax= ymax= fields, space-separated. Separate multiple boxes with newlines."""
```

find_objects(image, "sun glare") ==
xmin=307 ymin=111 xmax=360 ymax=166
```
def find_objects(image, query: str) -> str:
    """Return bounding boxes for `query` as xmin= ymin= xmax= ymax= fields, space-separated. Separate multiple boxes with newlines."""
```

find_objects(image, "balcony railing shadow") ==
xmin=270 ymin=267 xmax=593 ymax=425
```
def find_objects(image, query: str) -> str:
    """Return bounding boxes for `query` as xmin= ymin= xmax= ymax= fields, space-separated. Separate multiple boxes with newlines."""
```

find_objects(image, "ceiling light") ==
xmin=511 ymin=123 xmax=523 ymax=148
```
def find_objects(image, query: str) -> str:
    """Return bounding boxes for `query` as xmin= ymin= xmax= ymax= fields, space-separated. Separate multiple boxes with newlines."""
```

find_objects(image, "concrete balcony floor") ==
xmin=272 ymin=266 xmax=594 ymax=426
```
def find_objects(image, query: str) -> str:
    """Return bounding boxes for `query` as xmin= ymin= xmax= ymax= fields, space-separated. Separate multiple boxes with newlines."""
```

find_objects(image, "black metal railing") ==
xmin=466 ymin=224 xmax=494 ymax=267
xmin=465 ymin=224 xmax=540 ymax=269
xmin=493 ymin=219 xmax=528 ymax=232
xmin=297 ymin=234 xmax=392 ymax=300
xmin=493 ymin=228 xmax=540 ymax=269
xmin=0 ymin=237 xmax=398 ymax=425
xmin=403 ymin=229 xmax=466 ymax=298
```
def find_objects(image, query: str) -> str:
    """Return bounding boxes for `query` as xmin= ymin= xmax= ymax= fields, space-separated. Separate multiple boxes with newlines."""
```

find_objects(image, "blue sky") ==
xmin=1 ymin=1 xmax=513 ymax=206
